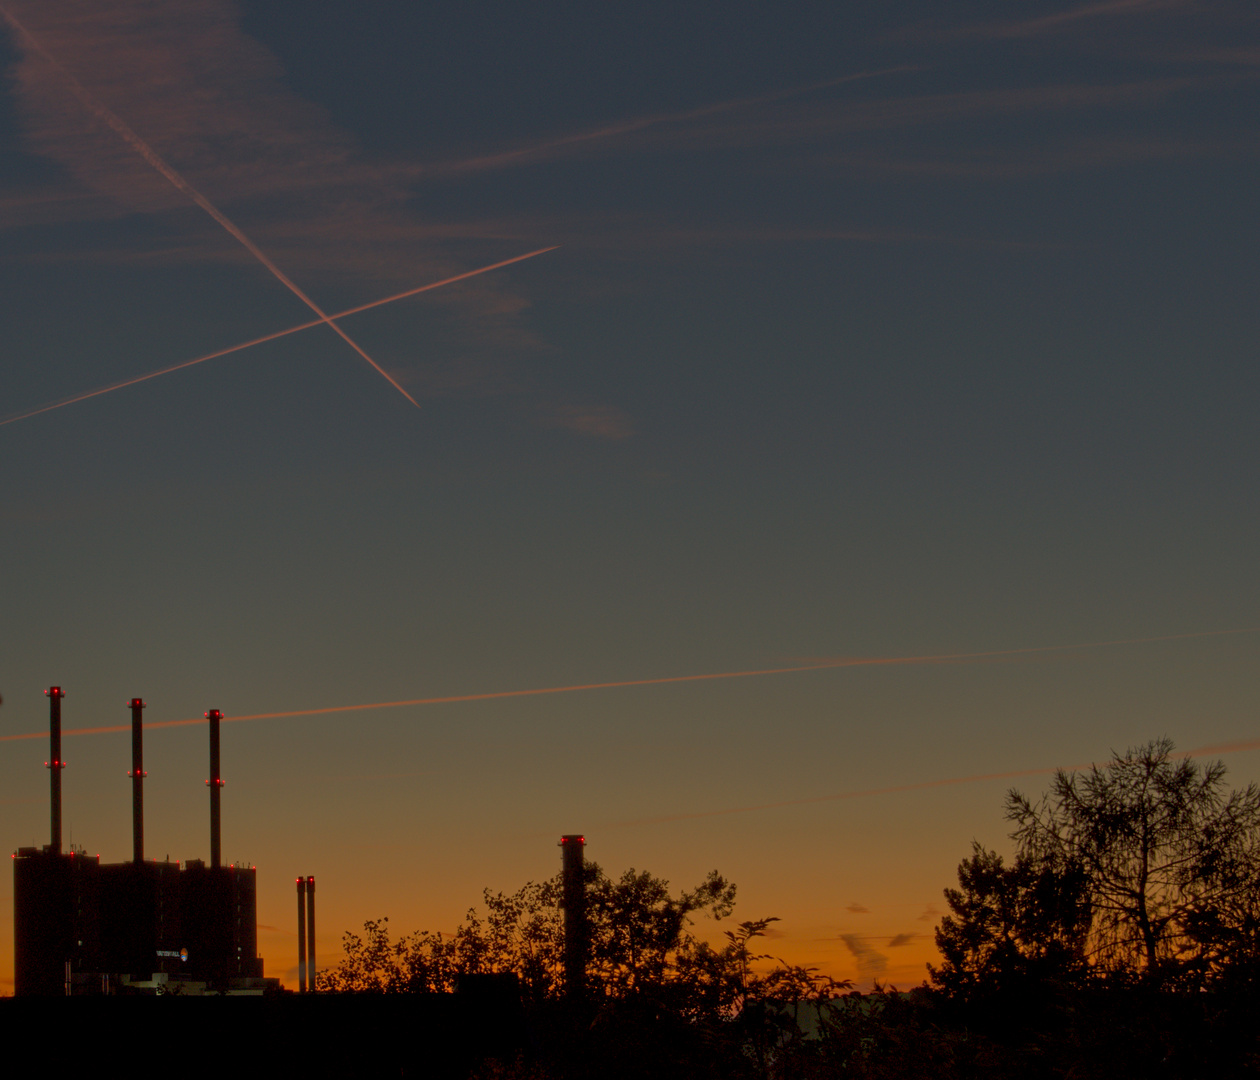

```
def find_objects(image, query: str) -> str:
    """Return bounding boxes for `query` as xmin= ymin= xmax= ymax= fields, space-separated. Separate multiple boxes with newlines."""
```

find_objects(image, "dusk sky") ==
xmin=1 ymin=0 xmax=1257 ymax=993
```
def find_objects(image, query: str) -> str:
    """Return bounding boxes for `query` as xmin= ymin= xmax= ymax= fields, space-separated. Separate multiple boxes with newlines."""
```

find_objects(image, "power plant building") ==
xmin=12 ymin=690 xmax=274 ymax=995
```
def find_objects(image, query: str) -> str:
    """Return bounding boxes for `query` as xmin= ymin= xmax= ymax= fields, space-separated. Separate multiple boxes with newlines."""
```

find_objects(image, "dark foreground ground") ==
xmin=0 ymin=991 xmax=525 ymax=1079
xmin=5 ymin=984 xmax=1260 ymax=1080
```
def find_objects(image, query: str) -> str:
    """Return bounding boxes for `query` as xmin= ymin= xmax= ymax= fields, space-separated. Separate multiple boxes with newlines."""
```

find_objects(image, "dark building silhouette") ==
xmin=12 ymin=846 xmax=98 ymax=996
xmin=13 ymin=689 xmax=270 ymax=995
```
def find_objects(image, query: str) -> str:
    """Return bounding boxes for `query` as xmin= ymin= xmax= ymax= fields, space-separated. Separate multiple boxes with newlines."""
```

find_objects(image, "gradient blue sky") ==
xmin=1 ymin=0 xmax=1257 ymax=991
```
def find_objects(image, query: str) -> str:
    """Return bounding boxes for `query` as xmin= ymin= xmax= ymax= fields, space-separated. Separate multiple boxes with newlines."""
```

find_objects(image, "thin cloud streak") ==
xmin=0 ymin=246 xmax=558 ymax=427
xmin=0 ymin=659 xmax=905 ymax=743
xmin=417 ymin=68 xmax=915 ymax=178
xmin=607 ymin=737 xmax=1260 ymax=828
xmin=2 ymin=625 xmax=1255 ymax=744
xmin=975 ymin=0 xmax=1186 ymax=40
xmin=0 ymin=4 xmax=417 ymax=408
xmin=415 ymin=75 xmax=1217 ymax=182
xmin=793 ymin=625 xmax=1260 ymax=668
xmin=0 ymin=0 xmax=545 ymax=350
xmin=813 ymin=134 xmax=1239 ymax=181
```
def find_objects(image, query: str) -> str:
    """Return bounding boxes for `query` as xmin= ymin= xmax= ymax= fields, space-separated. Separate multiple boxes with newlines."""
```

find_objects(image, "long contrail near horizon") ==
xmin=604 ymin=735 xmax=1260 ymax=828
xmin=1 ymin=625 xmax=1255 ymax=744
xmin=0 ymin=247 xmax=558 ymax=428
xmin=0 ymin=6 xmax=418 ymax=408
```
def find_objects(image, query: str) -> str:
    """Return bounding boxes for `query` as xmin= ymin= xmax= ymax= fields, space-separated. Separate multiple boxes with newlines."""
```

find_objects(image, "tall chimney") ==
xmin=560 ymin=834 xmax=587 ymax=1001
xmin=45 ymin=686 xmax=65 ymax=855
xmin=129 ymin=698 xmax=146 ymax=863
xmin=205 ymin=709 xmax=223 ymax=869
xmin=296 ymin=877 xmax=308 ymax=993
xmin=306 ymin=876 xmax=316 ymax=992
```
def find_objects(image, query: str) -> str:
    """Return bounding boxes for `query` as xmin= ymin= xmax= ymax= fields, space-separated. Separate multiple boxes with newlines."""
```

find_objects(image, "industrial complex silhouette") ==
xmin=11 ymin=685 xmax=587 ymax=1004
xmin=13 ymin=688 xmax=273 ymax=994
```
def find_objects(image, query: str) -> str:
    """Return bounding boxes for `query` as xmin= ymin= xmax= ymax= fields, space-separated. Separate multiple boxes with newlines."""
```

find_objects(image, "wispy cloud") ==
xmin=887 ymin=933 xmax=918 ymax=948
xmin=529 ymin=219 xmax=1079 ymax=254
xmin=0 ymin=0 xmax=545 ymax=325
xmin=412 ymin=75 xmax=1213 ymax=181
xmin=401 ymin=72 xmax=1247 ymax=200
xmin=403 ymin=358 xmax=527 ymax=400
xmin=414 ymin=67 xmax=915 ymax=178
xmin=1172 ymin=45 xmax=1260 ymax=66
xmin=2 ymin=1 xmax=368 ymax=215
xmin=814 ymin=134 xmax=1245 ymax=181
xmin=1 ymin=3 xmax=1240 ymax=279
xmin=0 ymin=182 xmax=119 ymax=231
xmin=846 ymin=903 xmax=869 ymax=914
xmin=538 ymin=404 xmax=635 ymax=441
xmin=973 ymin=0 xmax=1187 ymax=40
xmin=840 ymin=934 xmax=889 ymax=983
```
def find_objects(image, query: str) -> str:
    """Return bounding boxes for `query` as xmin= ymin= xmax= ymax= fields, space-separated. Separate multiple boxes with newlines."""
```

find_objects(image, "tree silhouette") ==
xmin=322 ymin=864 xmax=743 ymax=1005
xmin=1005 ymin=737 xmax=1260 ymax=986
xmin=930 ymin=842 xmax=1091 ymax=998
xmin=322 ymin=863 xmax=853 ymax=1080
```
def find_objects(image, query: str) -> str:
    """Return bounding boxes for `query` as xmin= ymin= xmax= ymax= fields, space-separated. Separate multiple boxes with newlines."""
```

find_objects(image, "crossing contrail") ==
xmin=0 ymin=247 xmax=558 ymax=428
xmin=0 ymin=5 xmax=416 ymax=407
xmin=1 ymin=625 xmax=1255 ymax=744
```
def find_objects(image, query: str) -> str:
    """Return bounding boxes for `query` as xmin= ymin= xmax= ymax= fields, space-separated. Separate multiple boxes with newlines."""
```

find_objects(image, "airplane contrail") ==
xmin=604 ymin=736 xmax=1260 ymax=827
xmin=0 ymin=247 xmax=558 ymax=428
xmin=0 ymin=658 xmax=892 ymax=742
xmin=0 ymin=6 xmax=417 ymax=408
xmin=1 ymin=625 xmax=1255 ymax=744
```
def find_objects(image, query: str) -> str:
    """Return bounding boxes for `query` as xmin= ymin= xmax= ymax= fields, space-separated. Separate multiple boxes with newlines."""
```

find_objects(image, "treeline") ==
xmin=324 ymin=739 xmax=1260 ymax=1078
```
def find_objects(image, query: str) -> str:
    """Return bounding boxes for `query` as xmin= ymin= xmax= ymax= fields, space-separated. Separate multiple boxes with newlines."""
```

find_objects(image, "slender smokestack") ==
xmin=560 ymin=834 xmax=587 ymax=1001
xmin=129 ymin=698 xmax=146 ymax=863
xmin=296 ymin=877 xmax=308 ymax=993
xmin=45 ymin=686 xmax=65 ymax=855
xmin=306 ymin=876 xmax=316 ymax=992
xmin=206 ymin=709 xmax=223 ymax=869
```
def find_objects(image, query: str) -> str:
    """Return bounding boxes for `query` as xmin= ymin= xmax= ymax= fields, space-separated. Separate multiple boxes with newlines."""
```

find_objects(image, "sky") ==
xmin=0 ymin=0 xmax=1257 ymax=993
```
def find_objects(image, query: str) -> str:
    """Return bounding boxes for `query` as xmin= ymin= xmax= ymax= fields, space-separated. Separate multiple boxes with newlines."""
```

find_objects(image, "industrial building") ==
xmin=13 ymin=689 xmax=274 ymax=995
